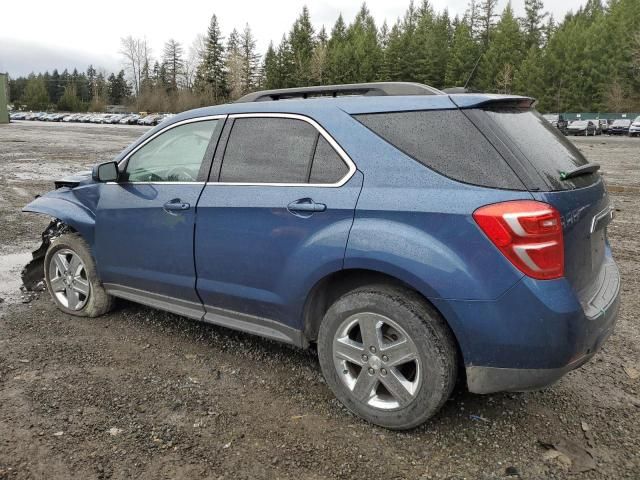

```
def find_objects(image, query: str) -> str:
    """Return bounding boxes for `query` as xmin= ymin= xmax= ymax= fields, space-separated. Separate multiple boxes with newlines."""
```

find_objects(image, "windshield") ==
xmin=613 ymin=120 xmax=631 ymax=126
xmin=571 ymin=121 xmax=588 ymax=127
xmin=479 ymin=108 xmax=598 ymax=191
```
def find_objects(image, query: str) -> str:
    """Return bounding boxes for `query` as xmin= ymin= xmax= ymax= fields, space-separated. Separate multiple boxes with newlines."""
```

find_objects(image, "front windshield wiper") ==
xmin=560 ymin=163 xmax=600 ymax=180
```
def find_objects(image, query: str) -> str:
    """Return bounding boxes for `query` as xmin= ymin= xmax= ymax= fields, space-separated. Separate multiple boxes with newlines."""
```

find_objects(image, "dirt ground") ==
xmin=0 ymin=121 xmax=638 ymax=480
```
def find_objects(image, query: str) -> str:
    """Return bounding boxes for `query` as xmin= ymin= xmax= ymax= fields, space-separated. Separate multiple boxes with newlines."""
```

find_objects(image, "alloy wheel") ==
xmin=332 ymin=312 xmax=421 ymax=410
xmin=48 ymin=248 xmax=90 ymax=310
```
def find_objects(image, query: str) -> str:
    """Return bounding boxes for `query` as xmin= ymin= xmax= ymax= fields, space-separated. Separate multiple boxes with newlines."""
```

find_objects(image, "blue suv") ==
xmin=24 ymin=83 xmax=620 ymax=429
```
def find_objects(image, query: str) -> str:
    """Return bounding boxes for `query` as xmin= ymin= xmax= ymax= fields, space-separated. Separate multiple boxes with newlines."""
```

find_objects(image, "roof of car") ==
xmin=164 ymin=93 xmax=534 ymax=126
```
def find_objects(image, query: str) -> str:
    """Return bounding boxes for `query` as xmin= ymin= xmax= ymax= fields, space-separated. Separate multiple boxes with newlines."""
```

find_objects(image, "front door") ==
xmin=95 ymin=117 xmax=223 ymax=307
xmin=195 ymin=114 xmax=362 ymax=330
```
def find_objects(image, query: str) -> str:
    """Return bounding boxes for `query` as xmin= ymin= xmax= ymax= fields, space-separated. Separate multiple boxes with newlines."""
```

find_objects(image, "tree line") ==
xmin=8 ymin=0 xmax=640 ymax=113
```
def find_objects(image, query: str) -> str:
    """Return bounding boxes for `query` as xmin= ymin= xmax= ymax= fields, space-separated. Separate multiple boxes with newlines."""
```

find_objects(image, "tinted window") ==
xmin=480 ymin=108 xmax=597 ymax=190
xmin=126 ymin=120 xmax=218 ymax=182
xmin=355 ymin=110 xmax=524 ymax=190
xmin=309 ymin=136 xmax=349 ymax=184
xmin=220 ymin=117 xmax=318 ymax=183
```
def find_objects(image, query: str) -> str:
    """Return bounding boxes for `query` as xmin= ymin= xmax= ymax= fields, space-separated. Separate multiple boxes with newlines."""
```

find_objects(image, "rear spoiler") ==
xmin=449 ymin=94 xmax=535 ymax=109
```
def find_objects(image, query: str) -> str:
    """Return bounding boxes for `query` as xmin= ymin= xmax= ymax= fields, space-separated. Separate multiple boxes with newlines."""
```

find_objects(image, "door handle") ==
xmin=287 ymin=198 xmax=327 ymax=214
xmin=163 ymin=198 xmax=190 ymax=212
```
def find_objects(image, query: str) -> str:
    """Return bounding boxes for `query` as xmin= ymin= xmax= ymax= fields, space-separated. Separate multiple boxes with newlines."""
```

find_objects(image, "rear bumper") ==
xmin=432 ymin=252 xmax=621 ymax=394
xmin=466 ymin=292 xmax=618 ymax=393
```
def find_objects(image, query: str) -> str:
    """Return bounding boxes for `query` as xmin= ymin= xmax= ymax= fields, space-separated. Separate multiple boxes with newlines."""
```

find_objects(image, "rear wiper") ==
xmin=560 ymin=163 xmax=600 ymax=180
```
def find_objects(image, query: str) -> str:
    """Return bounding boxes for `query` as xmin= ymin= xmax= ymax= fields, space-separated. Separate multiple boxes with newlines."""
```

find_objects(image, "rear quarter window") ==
xmin=354 ymin=110 xmax=525 ymax=190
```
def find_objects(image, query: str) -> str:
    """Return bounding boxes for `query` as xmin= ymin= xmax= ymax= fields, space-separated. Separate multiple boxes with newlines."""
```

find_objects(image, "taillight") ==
xmin=473 ymin=200 xmax=564 ymax=280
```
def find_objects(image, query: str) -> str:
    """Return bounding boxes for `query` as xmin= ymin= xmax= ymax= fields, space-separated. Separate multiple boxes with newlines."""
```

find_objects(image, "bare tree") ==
xmin=119 ymin=36 xmax=151 ymax=97
xmin=495 ymin=63 xmax=514 ymax=94
xmin=183 ymin=34 xmax=206 ymax=90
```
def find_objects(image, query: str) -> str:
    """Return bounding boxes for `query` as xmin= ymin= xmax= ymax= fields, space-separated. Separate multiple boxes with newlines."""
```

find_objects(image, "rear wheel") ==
xmin=317 ymin=285 xmax=457 ymax=430
xmin=44 ymin=233 xmax=114 ymax=317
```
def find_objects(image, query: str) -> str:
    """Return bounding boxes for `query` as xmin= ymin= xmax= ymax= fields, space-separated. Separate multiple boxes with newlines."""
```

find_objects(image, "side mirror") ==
xmin=92 ymin=161 xmax=119 ymax=182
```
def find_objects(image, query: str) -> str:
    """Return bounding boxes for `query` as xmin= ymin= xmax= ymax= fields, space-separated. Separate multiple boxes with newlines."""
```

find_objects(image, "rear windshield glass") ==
xmin=479 ymin=108 xmax=598 ymax=190
xmin=354 ymin=110 xmax=525 ymax=190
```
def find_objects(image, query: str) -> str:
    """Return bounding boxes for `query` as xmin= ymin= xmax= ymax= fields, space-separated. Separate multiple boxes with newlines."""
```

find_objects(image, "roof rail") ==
xmin=235 ymin=82 xmax=444 ymax=103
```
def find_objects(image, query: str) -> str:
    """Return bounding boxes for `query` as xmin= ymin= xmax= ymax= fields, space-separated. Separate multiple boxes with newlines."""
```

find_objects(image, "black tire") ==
xmin=317 ymin=284 xmax=458 ymax=430
xmin=44 ymin=233 xmax=114 ymax=317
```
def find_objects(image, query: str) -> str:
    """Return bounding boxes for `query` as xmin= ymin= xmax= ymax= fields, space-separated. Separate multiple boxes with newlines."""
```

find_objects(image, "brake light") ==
xmin=473 ymin=200 xmax=564 ymax=280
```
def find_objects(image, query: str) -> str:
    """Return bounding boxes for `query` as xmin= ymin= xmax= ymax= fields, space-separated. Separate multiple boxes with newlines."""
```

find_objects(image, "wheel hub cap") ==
xmin=368 ymin=355 xmax=382 ymax=370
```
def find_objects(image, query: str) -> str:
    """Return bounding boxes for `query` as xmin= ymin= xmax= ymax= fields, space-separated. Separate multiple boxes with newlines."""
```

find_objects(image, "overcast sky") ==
xmin=0 ymin=0 xmax=588 ymax=77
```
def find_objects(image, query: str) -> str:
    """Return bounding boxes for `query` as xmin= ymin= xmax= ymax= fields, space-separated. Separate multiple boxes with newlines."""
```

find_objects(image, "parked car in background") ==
xmin=126 ymin=114 xmax=142 ymax=125
xmin=594 ymin=120 xmax=602 ymax=135
xmin=598 ymin=119 xmax=610 ymax=133
xmin=609 ymin=119 xmax=632 ymax=135
xmin=566 ymin=120 xmax=597 ymax=136
xmin=628 ymin=116 xmax=640 ymax=137
xmin=139 ymin=114 xmax=159 ymax=126
xmin=23 ymin=82 xmax=619 ymax=430
xmin=543 ymin=113 xmax=568 ymax=133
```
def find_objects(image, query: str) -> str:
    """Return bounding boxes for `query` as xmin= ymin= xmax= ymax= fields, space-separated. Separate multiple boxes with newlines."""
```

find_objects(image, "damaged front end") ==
xmin=22 ymin=170 xmax=100 ymax=290
xmin=21 ymin=219 xmax=73 ymax=290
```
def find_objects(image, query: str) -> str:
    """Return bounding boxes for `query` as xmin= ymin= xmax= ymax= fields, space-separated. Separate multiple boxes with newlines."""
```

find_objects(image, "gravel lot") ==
xmin=0 ymin=121 xmax=639 ymax=479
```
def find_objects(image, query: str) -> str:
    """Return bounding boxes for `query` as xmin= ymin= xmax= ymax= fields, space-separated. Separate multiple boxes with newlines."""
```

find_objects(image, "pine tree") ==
xmin=521 ymin=0 xmax=548 ymax=50
xmin=326 ymin=14 xmax=349 ymax=84
xmin=225 ymin=29 xmax=244 ymax=99
xmin=195 ymin=14 xmax=227 ymax=102
xmin=86 ymin=65 xmax=97 ymax=101
xmin=311 ymin=27 xmax=329 ymax=84
xmin=478 ymin=3 xmax=524 ymax=93
xmin=277 ymin=35 xmax=296 ymax=88
xmin=239 ymin=24 xmax=260 ymax=95
xmin=289 ymin=6 xmax=316 ymax=86
xmin=389 ymin=1 xmax=421 ymax=82
xmin=343 ymin=3 xmax=382 ymax=83
xmin=514 ymin=46 xmax=546 ymax=103
xmin=466 ymin=0 xmax=482 ymax=40
xmin=107 ymin=70 xmax=131 ymax=104
xmin=162 ymin=39 xmax=184 ymax=92
xmin=478 ymin=0 xmax=498 ymax=46
xmin=377 ymin=20 xmax=391 ymax=81
xmin=262 ymin=42 xmax=280 ymax=89
xmin=415 ymin=8 xmax=451 ymax=88
xmin=445 ymin=17 xmax=480 ymax=87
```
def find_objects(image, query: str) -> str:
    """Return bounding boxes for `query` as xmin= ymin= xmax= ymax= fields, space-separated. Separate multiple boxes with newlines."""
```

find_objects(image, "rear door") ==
xmin=194 ymin=114 xmax=362 ymax=331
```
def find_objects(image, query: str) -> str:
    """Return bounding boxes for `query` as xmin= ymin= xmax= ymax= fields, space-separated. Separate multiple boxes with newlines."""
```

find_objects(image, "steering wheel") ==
xmin=166 ymin=166 xmax=197 ymax=182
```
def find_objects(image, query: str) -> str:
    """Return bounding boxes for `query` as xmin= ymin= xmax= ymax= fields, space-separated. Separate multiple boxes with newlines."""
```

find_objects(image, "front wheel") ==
xmin=44 ymin=233 xmax=114 ymax=317
xmin=317 ymin=285 xmax=458 ymax=430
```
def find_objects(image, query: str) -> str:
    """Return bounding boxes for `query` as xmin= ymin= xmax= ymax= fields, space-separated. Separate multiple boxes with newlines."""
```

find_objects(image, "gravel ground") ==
xmin=0 ymin=121 xmax=639 ymax=480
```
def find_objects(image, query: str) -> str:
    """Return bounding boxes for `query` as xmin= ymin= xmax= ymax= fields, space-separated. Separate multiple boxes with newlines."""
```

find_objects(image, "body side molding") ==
xmin=103 ymin=284 xmax=305 ymax=348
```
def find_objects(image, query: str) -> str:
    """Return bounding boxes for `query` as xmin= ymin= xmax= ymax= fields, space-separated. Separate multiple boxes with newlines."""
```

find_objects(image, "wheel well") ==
xmin=303 ymin=269 xmax=438 ymax=343
xmin=21 ymin=219 xmax=76 ymax=290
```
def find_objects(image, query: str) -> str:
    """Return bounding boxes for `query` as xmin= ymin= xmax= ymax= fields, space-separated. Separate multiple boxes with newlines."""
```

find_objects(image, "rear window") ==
xmin=479 ymin=108 xmax=598 ymax=190
xmin=354 ymin=110 xmax=525 ymax=190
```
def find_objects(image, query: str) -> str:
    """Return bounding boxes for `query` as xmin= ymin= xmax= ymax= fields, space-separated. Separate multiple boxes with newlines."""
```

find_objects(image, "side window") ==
xmin=220 ymin=117 xmax=318 ymax=183
xmin=125 ymin=120 xmax=218 ymax=182
xmin=309 ymin=136 xmax=349 ymax=184
xmin=355 ymin=110 xmax=525 ymax=190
